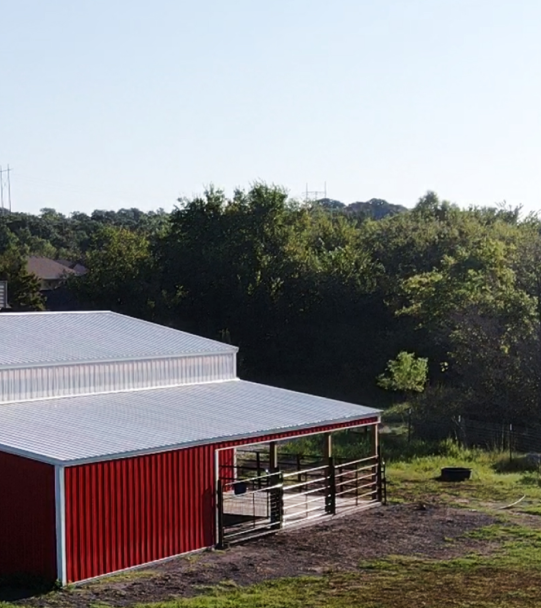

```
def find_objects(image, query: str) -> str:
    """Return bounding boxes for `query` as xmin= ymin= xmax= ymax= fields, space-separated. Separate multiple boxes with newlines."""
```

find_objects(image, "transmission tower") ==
xmin=305 ymin=182 xmax=327 ymax=203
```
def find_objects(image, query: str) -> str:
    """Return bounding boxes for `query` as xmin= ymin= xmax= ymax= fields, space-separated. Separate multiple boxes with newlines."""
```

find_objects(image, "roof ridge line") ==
xmin=0 ymin=310 xmax=111 ymax=316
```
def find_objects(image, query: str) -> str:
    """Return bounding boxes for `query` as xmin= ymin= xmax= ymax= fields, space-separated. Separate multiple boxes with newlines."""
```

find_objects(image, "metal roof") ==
xmin=0 ymin=380 xmax=380 ymax=464
xmin=0 ymin=311 xmax=237 ymax=369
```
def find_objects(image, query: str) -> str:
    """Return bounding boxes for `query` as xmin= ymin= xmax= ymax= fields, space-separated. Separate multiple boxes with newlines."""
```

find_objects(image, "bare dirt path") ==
xmin=5 ymin=503 xmax=497 ymax=608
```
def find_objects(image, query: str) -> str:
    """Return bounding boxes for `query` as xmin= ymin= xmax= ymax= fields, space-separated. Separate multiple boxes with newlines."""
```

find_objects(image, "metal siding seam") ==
xmin=173 ymin=449 xmax=181 ymax=555
xmin=113 ymin=461 xmax=120 ymax=571
xmin=144 ymin=455 xmax=152 ymax=563
xmin=54 ymin=466 xmax=67 ymax=585
xmin=152 ymin=455 xmax=158 ymax=561
xmin=193 ymin=448 xmax=199 ymax=550
xmin=119 ymin=459 xmax=126 ymax=571
xmin=191 ymin=448 xmax=198 ymax=551
xmin=213 ymin=448 xmax=220 ymax=547
xmin=168 ymin=451 xmax=175 ymax=555
xmin=194 ymin=447 xmax=200 ymax=551
xmin=155 ymin=454 xmax=162 ymax=562
xmin=161 ymin=453 xmax=169 ymax=558
xmin=86 ymin=466 xmax=94 ymax=579
xmin=83 ymin=466 xmax=91 ymax=581
xmin=90 ymin=465 xmax=98 ymax=578
xmin=98 ymin=462 xmax=106 ymax=578
xmin=183 ymin=449 xmax=191 ymax=552
xmin=150 ymin=455 xmax=157 ymax=562
xmin=166 ymin=451 xmax=173 ymax=557
xmin=101 ymin=463 xmax=109 ymax=577
xmin=109 ymin=461 xmax=118 ymax=574
xmin=128 ymin=458 xmax=136 ymax=568
xmin=117 ymin=460 xmax=124 ymax=571
xmin=181 ymin=449 xmax=188 ymax=552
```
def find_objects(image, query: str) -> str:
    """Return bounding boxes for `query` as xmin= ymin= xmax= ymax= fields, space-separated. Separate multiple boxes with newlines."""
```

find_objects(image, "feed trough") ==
xmin=440 ymin=467 xmax=471 ymax=482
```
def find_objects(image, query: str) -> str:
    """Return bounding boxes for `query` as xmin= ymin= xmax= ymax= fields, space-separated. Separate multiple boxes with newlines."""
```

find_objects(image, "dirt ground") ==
xmin=5 ymin=503 xmax=496 ymax=608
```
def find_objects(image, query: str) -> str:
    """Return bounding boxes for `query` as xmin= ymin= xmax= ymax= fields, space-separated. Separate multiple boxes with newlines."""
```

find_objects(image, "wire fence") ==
xmin=400 ymin=413 xmax=541 ymax=458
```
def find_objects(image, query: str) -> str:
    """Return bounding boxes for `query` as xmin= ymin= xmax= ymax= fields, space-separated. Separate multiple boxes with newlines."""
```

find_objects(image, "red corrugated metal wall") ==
xmin=65 ymin=446 xmax=215 ymax=583
xmin=0 ymin=451 xmax=57 ymax=581
xmin=65 ymin=416 xmax=378 ymax=582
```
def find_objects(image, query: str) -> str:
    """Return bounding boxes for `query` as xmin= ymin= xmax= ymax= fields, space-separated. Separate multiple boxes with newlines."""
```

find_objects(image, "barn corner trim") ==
xmin=55 ymin=465 xmax=67 ymax=586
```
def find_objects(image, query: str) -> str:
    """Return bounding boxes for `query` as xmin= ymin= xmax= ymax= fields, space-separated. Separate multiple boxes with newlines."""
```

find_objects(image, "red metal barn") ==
xmin=0 ymin=312 xmax=381 ymax=584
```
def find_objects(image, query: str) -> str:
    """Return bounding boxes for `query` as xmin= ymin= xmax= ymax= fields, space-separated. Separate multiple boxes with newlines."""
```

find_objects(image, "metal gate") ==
xmin=217 ymin=468 xmax=283 ymax=545
xmin=217 ymin=450 xmax=386 ymax=546
xmin=333 ymin=454 xmax=383 ymax=512
xmin=282 ymin=463 xmax=329 ymax=526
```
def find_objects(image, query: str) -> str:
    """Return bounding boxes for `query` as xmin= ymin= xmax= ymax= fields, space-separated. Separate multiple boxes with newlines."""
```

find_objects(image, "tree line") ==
xmin=1 ymin=184 xmax=540 ymax=427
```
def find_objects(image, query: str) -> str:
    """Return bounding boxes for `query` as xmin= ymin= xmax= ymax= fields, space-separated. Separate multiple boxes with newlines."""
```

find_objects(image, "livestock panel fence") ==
xmin=217 ymin=448 xmax=386 ymax=545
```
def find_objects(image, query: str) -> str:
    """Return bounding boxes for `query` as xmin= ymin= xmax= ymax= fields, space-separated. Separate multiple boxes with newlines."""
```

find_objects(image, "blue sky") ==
xmin=1 ymin=0 xmax=540 ymax=215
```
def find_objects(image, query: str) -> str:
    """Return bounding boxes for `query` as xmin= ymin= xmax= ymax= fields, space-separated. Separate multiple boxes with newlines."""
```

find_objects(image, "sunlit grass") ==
xmin=384 ymin=440 xmax=541 ymax=511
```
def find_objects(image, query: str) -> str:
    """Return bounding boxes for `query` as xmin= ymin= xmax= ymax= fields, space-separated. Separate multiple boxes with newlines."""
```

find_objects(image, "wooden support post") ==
xmin=371 ymin=421 xmax=379 ymax=458
xmin=324 ymin=432 xmax=332 ymax=461
xmin=371 ymin=422 xmax=379 ymax=501
xmin=269 ymin=441 xmax=278 ymax=472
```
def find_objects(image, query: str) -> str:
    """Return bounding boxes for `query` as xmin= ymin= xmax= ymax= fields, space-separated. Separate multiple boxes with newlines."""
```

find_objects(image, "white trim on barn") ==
xmin=55 ymin=465 xmax=67 ymax=585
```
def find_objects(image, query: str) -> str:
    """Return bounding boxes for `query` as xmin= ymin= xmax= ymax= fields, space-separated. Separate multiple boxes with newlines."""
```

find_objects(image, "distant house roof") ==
xmin=56 ymin=259 xmax=88 ymax=275
xmin=27 ymin=257 xmax=77 ymax=281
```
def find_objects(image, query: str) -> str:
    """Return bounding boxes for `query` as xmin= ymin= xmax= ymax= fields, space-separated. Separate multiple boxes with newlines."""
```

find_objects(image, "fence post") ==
xmin=458 ymin=415 xmax=467 ymax=448
xmin=269 ymin=471 xmax=283 ymax=528
xmin=381 ymin=459 xmax=387 ymax=505
xmin=326 ymin=456 xmax=336 ymax=515
xmin=377 ymin=445 xmax=384 ymax=504
xmin=509 ymin=423 xmax=513 ymax=463
xmin=407 ymin=408 xmax=412 ymax=443
xmin=268 ymin=443 xmax=283 ymax=528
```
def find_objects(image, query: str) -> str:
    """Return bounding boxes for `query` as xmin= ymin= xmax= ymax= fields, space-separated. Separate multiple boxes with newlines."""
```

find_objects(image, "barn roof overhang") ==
xmin=0 ymin=380 xmax=380 ymax=466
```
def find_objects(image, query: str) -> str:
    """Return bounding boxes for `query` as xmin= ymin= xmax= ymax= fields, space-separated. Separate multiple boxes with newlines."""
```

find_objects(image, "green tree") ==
xmin=377 ymin=351 xmax=428 ymax=394
xmin=0 ymin=247 xmax=44 ymax=311
xmin=70 ymin=226 xmax=156 ymax=317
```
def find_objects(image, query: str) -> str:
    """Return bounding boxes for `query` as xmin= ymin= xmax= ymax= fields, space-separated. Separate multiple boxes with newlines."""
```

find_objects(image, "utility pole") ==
xmin=0 ymin=165 xmax=12 ymax=212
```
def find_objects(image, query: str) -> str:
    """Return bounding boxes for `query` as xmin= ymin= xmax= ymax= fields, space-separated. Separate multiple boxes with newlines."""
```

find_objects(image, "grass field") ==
xmin=4 ymin=443 xmax=541 ymax=608
xmin=130 ymin=447 xmax=541 ymax=608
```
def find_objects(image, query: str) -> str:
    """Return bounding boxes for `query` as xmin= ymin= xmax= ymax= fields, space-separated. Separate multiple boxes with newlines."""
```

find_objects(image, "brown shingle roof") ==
xmin=27 ymin=257 xmax=77 ymax=281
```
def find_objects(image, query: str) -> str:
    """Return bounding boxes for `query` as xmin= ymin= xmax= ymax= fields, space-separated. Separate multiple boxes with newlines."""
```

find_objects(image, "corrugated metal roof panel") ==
xmin=0 ymin=312 xmax=237 ymax=369
xmin=0 ymin=380 xmax=380 ymax=463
